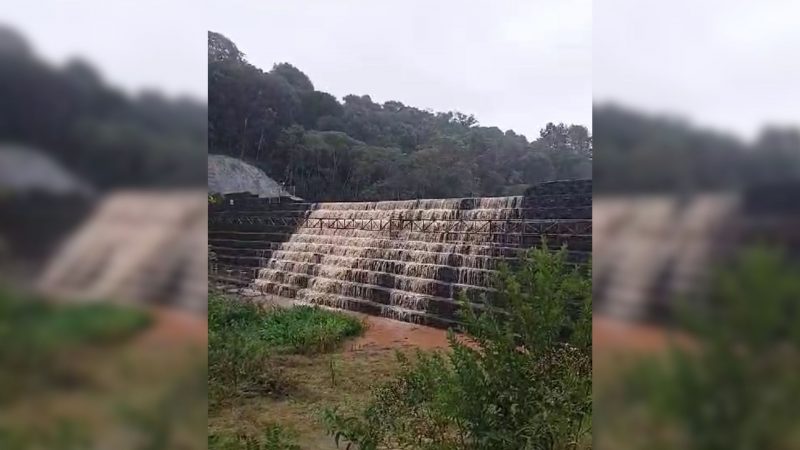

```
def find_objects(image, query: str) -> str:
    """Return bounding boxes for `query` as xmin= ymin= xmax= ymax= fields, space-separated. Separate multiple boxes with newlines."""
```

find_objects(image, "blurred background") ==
xmin=593 ymin=1 xmax=800 ymax=448
xmin=0 ymin=2 xmax=207 ymax=448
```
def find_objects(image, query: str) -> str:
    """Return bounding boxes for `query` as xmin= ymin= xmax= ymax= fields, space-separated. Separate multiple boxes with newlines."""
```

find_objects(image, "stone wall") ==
xmin=209 ymin=180 xmax=592 ymax=327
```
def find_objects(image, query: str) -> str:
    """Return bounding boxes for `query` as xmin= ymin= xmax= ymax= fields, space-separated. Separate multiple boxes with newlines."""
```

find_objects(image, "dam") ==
xmin=209 ymin=179 xmax=592 ymax=327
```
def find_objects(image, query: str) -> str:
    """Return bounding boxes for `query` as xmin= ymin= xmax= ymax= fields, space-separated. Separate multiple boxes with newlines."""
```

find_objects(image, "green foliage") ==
xmin=256 ymin=304 xmax=364 ymax=354
xmin=208 ymin=292 xmax=365 ymax=408
xmin=324 ymin=245 xmax=592 ymax=450
xmin=209 ymin=424 xmax=301 ymax=450
xmin=208 ymin=31 xmax=591 ymax=202
xmin=1 ymin=26 xmax=206 ymax=190
xmin=208 ymin=295 xmax=289 ymax=405
xmin=600 ymin=246 xmax=800 ymax=450
xmin=0 ymin=287 xmax=151 ymax=402
xmin=0 ymin=421 xmax=90 ymax=450
xmin=594 ymin=103 xmax=800 ymax=193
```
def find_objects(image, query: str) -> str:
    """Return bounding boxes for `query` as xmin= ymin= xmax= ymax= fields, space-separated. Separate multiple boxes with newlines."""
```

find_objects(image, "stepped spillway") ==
xmin=209 ymin=180 xmax=592 ymax=328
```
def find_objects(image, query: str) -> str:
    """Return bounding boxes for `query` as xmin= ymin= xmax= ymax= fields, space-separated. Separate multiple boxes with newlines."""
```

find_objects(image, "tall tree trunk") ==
xmin=239 ymin=116 xmax=249 ymax=159
xmin=255 ymin=127 xmax=265 ymax=161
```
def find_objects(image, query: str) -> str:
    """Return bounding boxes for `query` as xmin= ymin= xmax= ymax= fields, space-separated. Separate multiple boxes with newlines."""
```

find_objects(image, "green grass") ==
xmin=0 ymin=287 xmax=151 ymax=348
xmin=0 ymin=286 xmax=151 ymax=403
xmin=208 ymin=292 xmax=365 ymax=416
xmin=209 ymin=424 xmax=302 ymax=450
xmin=0 ymin=286 xmax=207 ymax=450
xmin=209 ymin=292 xmax=365 ymax=355
xmin=208 ymin=292 xmax=366 ymax=448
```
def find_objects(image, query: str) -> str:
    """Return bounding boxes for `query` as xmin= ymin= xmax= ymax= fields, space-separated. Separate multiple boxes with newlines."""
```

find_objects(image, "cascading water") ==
xmin=209 ymin=180 xmax=592 ymax=327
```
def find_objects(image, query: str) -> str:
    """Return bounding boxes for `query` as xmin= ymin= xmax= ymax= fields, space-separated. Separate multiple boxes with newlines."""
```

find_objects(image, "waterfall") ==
xmin=209 ymin=180 xmax=592 ymax=327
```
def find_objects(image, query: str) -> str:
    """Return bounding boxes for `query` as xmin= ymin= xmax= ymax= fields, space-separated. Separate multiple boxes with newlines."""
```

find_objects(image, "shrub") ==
xmin=325 ymin=245 xmax=592 ymax=450
xmin=598 ymin=246 xmax=800 ymax=450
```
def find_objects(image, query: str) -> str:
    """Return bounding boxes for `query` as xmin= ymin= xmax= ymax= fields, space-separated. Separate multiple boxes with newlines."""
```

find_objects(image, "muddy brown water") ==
xmin=347 ymin=314 xmax=452 ymax=352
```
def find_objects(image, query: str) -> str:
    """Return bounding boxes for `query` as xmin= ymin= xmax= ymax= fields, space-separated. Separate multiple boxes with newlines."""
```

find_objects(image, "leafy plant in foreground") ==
xmin=325 ymin=245 xmax=592 ymax=450
xmin=597 ymin=246 xmax=800 ymax=450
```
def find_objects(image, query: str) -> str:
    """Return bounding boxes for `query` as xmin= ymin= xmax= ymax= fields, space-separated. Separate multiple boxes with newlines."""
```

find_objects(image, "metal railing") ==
xmin=209 ymin=216 xmax=591 ymax=236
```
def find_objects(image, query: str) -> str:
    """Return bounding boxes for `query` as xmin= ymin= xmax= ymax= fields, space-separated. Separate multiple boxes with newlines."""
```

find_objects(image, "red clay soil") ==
xmin=593 ymin=315 xmax=683 ymax=355
xmin=137 ymin=307 xmax=680 ymax=356
xmin=346 ymin=315 xmax=452 ymax=353
xmin=135 ymin=307 xmax=208 ymax=347
xmin=350 ymin=314 xmax=677 ymax=357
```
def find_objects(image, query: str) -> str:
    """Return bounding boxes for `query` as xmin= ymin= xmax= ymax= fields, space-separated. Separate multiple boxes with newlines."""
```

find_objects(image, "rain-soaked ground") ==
xmin=347 ymin=313 xmax=451 ymax=351
xmin=209 ymin=294 xmax=455 ymax=449
xmin=213 ymin=296 xmax=669 ymax=449
xmin=1 ymin=305 xmax=208 ymax=449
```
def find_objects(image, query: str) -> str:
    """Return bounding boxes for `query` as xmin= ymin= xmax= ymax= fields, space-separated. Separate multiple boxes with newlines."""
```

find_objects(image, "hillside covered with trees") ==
xmin=594 ymin=103 xmax=800 ymax=193
xmin=0 ymin=26 xmax=207 ymax=190
xmin=209 ymin=31 xmax=591 ymax=201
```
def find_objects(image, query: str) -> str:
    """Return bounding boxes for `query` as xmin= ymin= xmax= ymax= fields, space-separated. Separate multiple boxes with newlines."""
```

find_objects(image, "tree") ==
xmin=208 ymin=31 xmax=244 ymax=63
xmin=208 ymin=33 xmax=593 ymax=201
xmin=271 ymin=62 xmax=314 ymax=92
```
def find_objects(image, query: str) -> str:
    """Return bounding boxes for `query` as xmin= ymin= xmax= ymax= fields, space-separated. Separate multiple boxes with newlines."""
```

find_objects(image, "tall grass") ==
xmin=0 ymin=286 xmax=151 ymax=403
xmin=209 ymin=424 xmax=301 ymax=450
xmin=208 ymin=291 xmax=365 ymax=411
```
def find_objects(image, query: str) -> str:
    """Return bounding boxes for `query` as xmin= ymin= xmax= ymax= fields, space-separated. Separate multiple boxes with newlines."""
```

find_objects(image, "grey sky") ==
xmin=206 ymin=0 xmax=592 ymax=140
xmin=5 ymin=0 xmax=208 ymax=101
xmin=595 ymin=0 xmax=800 ymax=140
xmin=7 ymin=1 xmax=590 ymax=139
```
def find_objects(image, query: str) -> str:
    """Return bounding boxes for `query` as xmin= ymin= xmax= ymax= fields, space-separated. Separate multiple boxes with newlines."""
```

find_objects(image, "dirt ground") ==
xmin=346 ymin=314 xmax=452 ymax=352
xmin=1 ymin=306 xmax=208 ymax=450
xmin=136 ymin=306 xmax=208 ymax=346
xmin=209 ymin=311 xmax=456 ymax=449
xmin=210 ymin=305 xmax=678 ymax=449
xmin=593 ymin=315 xmax=674 ymax=353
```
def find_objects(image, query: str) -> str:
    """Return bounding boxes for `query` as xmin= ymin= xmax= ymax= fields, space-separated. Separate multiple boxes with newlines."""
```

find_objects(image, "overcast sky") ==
xmin=8 ymin=1 xmax=800 ymax=141
xmin=6 ymin=0 xmax=592 ymax=141
xmin=595 ymin=0 xmax=800 ymax=140
xmin=4 ymin=0 xmax=207 ymax=100
xmin=205 ymin=0 xmax=592 ymax=140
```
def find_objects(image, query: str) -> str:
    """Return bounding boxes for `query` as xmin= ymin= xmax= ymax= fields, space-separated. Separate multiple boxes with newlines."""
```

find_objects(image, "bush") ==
xmin=325 ymin=245 xmax=592 ymax=450
xmin=597 ymin=246 xmax=800 ymax=450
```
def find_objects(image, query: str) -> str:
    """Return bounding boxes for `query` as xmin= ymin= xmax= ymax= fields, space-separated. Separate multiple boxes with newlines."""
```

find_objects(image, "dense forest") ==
xmin=594 ymin=103 xmax=800 ymax=193
xmin=208 ymin=31 xmax=591 ymax=201
xmin=0 ymin=26 xmax=207 ymax=190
